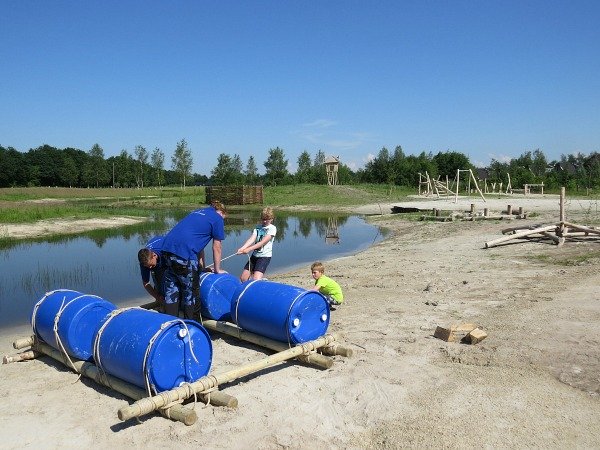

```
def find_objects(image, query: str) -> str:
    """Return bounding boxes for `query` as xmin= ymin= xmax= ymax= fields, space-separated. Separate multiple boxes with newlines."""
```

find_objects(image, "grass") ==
xmin=528 ymin=250 xmax=600 ymax=266
xmin=0 ymin=184 xmax=416 ymax=224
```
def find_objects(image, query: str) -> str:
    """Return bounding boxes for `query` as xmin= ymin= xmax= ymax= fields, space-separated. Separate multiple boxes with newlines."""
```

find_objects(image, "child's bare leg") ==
xmin=252 ymin=271 xmax=265 ymax=280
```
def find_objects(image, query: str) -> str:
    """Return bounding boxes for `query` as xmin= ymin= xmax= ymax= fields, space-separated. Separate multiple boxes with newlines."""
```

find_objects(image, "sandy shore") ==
xmin=2 ymin=195 xmax=600 ymax=449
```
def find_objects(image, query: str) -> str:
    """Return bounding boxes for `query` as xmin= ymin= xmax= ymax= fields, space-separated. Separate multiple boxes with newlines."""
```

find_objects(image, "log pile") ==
xmin=484 ymin=187 xmax=600 ymax=248
xmin=205 ymin=185 xmax=263 ymax=205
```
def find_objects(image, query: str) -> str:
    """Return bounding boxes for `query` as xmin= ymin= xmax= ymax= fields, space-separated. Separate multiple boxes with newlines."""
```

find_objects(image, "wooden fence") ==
xmin=205 ymin=185 xmax=264 ymax=205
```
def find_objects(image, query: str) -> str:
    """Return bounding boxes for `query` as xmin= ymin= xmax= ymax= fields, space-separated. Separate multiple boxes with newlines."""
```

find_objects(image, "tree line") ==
xmin=1 ymin=141 xmax=600 ymax=191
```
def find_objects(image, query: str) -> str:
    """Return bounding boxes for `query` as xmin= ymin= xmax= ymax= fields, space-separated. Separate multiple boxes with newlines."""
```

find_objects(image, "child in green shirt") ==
xmin=310 ymin=261 xmax=343 ymax=307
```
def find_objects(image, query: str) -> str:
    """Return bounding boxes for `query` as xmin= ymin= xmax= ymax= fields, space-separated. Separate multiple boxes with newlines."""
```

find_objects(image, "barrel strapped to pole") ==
xmin=201 ymin=319 xmax=334 ymax=369
xmin=118 ymin=333 xmax=337 ymax=422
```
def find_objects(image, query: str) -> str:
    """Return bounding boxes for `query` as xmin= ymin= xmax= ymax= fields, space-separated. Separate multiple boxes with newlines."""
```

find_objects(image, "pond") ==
xmin=0 ymin=210 xmax=386 ymax=331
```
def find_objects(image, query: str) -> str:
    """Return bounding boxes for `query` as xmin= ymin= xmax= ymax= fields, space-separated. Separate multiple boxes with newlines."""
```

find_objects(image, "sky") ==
xmin=1 ymin=1 xmax=599 ymax=176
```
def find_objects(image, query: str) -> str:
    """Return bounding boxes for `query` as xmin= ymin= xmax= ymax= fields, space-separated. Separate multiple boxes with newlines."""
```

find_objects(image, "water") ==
xmin=0 ymin=211 xmax=385 ymax=330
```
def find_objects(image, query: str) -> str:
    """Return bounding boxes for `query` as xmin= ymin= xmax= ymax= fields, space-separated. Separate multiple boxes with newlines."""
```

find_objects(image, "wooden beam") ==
xmin=117 ymin=334 xmax=337 ymax=422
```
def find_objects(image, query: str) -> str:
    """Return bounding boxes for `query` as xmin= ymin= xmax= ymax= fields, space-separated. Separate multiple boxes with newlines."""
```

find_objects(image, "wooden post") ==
xmin=118 ymin=334 xmax=337 ymax=422
xmin=320 ymin=344 xmax=354 ymax=357
xmin=470 ymin=204 xmax=475 ymax=215
xmin=468 ymin=169 xmax=486 ymax=202
xmin=484 ymin=208 xmax=489 ymax=217
xmin=34 ymin=341 xmax=199 ymax=425
xmin=454 ymin=169 xmax=460 ymax=203
xmin=13 ymin=336 xmax=35 ymax=350
xmin=3 ymin=350 xmax=40 ymax=364
xmin=518 ymin=206 xmax=524 ymax=217
xmin=506 ymin=205 xmax=512 ymax=215
xmin=201 ymin=319 xmax=334 ymax=369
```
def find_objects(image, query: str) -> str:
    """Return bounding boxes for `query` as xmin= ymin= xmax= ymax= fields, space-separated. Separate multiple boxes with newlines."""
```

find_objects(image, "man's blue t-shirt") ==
xmin=140 ymin=235 xmax=165 ymax=284
xmin=161 ymin=206 xmax=225 ymax=261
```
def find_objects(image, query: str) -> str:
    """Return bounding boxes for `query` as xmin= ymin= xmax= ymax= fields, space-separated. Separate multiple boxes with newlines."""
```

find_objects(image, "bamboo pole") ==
xmin=118 ymin=334 xmax=337 ymax=422
xmin=484 ymin=225 xmax=557 ymax=248
xmin=319 ymin=344 xmax=354 ymax=357
xmin=13 ymin=335 xmax=35 ymax=350
xmin=3 ymin=350 xmax=40 ymax=364
xmin=34 ymin=341 xmax=198 ymax=425
xmin=201 ymin=319 xmax=334 ymax=369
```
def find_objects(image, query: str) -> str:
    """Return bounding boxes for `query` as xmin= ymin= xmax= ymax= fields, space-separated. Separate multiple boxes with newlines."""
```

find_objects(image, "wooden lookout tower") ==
xmin=324 ymin=155 xmax=340 ymax=186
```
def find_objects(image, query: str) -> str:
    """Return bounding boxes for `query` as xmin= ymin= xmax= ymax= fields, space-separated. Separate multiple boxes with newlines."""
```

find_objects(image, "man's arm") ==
xmin=212 ymin=239 xmax=223 ymax=273
xmin=143 ymin=280 xmax=164 ymax=303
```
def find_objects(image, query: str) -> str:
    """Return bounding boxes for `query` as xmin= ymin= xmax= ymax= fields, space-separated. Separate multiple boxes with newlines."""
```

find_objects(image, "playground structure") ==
xmin=418 ymin=169 xmax=486 ymax=203
xmin=419 ymin=170 xmax=546 ymax=200
xmin=324 ymin=155 xmax=339 ymax=186
xmin=484 ymin=187 xmax=600 ymax=248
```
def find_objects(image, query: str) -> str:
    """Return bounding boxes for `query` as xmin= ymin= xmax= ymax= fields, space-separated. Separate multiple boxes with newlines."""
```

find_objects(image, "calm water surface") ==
xmin=0 ymin=211 xmax=385 ymax=330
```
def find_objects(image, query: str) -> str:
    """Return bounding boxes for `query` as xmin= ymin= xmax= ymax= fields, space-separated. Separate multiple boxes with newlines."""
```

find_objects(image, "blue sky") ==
xmin=1 ymin=1 xmax=599 ymax=175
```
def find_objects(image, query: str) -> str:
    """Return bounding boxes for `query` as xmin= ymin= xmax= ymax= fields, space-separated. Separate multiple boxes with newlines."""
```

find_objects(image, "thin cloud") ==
xmin=302 ymin=119 xmax=337 ymax=129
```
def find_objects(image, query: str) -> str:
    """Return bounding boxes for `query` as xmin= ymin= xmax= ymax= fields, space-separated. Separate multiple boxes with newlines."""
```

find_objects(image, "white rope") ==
xmin=93 ymin=307 xmax=144 ymax=389
xmin=142 ymin=318 xmax=200 ymax=397
xmin=205 ymin=252 xmax=239 ymax=269
xmin=232 ymin=279 xmax=258 ymax=325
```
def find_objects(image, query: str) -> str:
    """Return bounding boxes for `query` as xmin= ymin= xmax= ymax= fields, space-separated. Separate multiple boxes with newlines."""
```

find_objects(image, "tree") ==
xmin=171 ymin=139 xmax=193 ymax=188
xmin=150 ymin=147 xmax=165 ymax=187
xmin=85 ymin=143 xmax=109 ymax=187
xmin=232 ymin=154 xmax=244 ymax=185
xmin=432 ymin=150 xmax=472 ymax=178
xmin=211 ymin=153 xmax=235 ymax=185
xmin=311 ymin=149 xmax=327 ymax=184
xmin=296 ymin=150 xmax=312 ymax=183
xmin=134 ymin=145 xmax=149 ymax=188
xmin=245 ymin=155 xmax=259 ymax=185
xmin=264 ymin=147 xmax=289 ymax=186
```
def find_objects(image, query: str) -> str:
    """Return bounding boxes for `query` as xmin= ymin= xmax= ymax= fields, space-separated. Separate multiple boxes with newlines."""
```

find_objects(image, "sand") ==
xmin=1 ymin=194 xmax=600 ymax=449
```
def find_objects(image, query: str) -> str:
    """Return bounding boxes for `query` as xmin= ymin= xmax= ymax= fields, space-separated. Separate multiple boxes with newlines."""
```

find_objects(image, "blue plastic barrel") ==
xmin=31 ymin=289 xmax=116 ymax=361
xmin=231 ymin=280 xmax=330 ymax=344
xmin=198 ymin=272 xmax=241 ymax=321
xmin=94 ymin=308 xmax=212 ymax=393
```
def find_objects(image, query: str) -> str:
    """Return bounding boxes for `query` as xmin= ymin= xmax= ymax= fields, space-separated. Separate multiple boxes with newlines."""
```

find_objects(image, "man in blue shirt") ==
xmin=161 ymin=200 xmax=227 ymax=318
xmin=137 ymin=235 xmax=166 ymax=309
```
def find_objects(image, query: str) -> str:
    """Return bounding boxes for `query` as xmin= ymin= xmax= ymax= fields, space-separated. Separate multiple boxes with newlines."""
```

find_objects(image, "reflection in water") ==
xmin=326 ymin=217 xmax=340 ymax=245
xmin=0 ymin=211 xmax=384 ymax=329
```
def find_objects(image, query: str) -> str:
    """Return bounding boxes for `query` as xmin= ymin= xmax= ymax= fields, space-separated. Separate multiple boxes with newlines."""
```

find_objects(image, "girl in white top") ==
xmin=237 ymin=207 xmax=277 ymax=281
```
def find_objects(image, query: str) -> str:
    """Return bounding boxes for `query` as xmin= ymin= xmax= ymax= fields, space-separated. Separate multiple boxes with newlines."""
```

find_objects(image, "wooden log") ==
xmin=13 ymin=335 xmax=35 ymax=350
xmin=34 ymin=341 xmax=198 ymax=426
xmin=501 ymin=224 xmax=545 ymax=234
xmin=319 ymin=344 xmax=354 ymax=358
xmin=563 ymin=221 xmax=600 ymax=236
xmin=484 ymin=225 xmax=557 ymax=248
xmin=118 ymin=334 xmax=337 ymax=422
xmin=3 ymin=350 xmax=40 ymax=364
xmin=539 ymin=231 xmax=563 ymax=245
xmin=201 ymin=319 xmax=334 ymax=369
